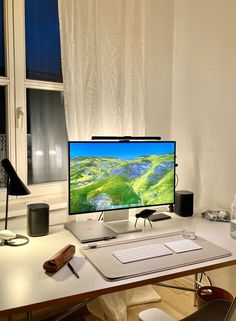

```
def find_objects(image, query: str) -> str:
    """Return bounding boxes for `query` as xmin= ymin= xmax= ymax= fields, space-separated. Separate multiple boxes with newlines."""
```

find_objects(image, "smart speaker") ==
xmin=174 ymin=190 xmax=194 ymax=217
xmin=27 ymin=203 xmax=49 ymax=236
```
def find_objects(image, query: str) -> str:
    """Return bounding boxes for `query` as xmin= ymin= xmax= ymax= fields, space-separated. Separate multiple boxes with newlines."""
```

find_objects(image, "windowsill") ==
xmin=0 ymin=194 xmax=68 ymax=220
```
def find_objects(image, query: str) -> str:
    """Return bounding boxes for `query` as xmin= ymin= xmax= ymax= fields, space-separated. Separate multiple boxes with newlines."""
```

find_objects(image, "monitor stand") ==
xmin=103 ymin=209 xmax=142 ymax=234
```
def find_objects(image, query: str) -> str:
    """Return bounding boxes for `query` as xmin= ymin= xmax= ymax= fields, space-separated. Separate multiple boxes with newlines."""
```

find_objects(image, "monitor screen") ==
xmin=68 ymin=141 xmax=176 ymax=215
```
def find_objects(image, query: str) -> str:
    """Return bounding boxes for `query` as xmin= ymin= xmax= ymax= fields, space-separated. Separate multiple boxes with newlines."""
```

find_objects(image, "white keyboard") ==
xmin=112 ymin=243 xmax=173 ymax=263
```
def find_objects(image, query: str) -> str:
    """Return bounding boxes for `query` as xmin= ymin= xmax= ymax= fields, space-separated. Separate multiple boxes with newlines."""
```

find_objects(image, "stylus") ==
xmin=67 ymin=262 xmax=79 ymax=279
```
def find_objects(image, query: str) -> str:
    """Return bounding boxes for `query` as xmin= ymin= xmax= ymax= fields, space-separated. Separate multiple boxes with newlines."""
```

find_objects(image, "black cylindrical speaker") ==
xmin=174 ymin=190 xmax=194 ymax=217
xmin=27 ymin=203 xmax=49 ymax=236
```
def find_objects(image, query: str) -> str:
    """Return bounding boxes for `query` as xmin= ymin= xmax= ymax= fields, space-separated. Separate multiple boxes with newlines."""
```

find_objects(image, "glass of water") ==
xmin=182 ymin=217 xmax=196 ymax=240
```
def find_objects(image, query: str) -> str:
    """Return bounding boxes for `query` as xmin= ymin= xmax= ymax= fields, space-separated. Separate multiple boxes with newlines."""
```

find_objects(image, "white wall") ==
xmin=171 ymin=0 xmax=236 ymax=212
xmin=164 ymin=0 xmax=236 ymax=293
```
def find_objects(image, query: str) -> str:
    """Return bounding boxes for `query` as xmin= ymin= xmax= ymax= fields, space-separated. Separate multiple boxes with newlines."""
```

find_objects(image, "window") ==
xmin=25 ymin=0 xmax=62 ymax=82
xmin=0 ymin=0 xmax=67 ymax=216
xmin=0 ymin=0 xmax=5 ymax=76
xmin=0 ymin=0 xmax=7 ymax=188
xmin=27 ymin=89 xmax=67 ymax=184
xmin=0 ymin=86 xmax=6 ymax=187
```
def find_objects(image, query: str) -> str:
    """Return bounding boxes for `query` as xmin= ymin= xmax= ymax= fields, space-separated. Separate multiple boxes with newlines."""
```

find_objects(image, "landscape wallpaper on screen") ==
xmin=69 ymin=142 xmax=175 ymax=214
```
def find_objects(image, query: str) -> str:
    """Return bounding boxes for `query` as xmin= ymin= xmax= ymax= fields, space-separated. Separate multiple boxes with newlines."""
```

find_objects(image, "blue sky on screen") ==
xmin=70 ymin=142 xmax=175 ymax=160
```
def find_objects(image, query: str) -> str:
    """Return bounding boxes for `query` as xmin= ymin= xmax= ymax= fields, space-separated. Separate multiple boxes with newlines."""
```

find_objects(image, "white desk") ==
xmin=0 ymin=215 xmax=236 ymax=318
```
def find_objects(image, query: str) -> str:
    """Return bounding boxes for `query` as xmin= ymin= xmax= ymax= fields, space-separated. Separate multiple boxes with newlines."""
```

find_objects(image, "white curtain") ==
xmin=58 ymin=0 xmax=147 ymax=140
xmin=58 ymin=3 xmax=160 ymax=320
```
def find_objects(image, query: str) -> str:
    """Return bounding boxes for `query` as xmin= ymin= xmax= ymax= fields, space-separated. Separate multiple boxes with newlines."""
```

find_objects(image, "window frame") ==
xmin=0 ymin=0 xmax=67 ymax=220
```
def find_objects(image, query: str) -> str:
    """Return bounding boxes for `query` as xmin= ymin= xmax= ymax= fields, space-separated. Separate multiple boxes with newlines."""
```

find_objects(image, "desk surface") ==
xmin=0 ymin=215 xmax=236 ymax=316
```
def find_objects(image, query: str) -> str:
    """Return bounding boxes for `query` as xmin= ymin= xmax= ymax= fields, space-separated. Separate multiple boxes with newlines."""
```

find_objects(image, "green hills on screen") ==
xmin=70 ymin=153 xmax=175 ymax=213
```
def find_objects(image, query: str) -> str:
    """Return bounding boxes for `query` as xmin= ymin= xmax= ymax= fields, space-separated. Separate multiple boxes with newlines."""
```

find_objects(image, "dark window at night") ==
xmin=27 ymin=89 xmax=67 ymax=184
xmin=0 ymin=0 xmax=5 ymax=76
xmin=25 ymin=0 xmax=62 ymax=82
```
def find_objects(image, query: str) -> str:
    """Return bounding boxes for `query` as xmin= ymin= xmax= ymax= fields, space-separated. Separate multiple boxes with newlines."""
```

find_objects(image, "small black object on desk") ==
xmin=149 ymin=213 xmax=171 ymax=221
xmin=135 ymin=209 xmax=156 ymax=227
xmin=67 ymin=262 xmax=79 ymax=279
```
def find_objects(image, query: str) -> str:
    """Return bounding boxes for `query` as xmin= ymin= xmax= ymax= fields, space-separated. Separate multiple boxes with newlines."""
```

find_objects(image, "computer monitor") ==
xmin=68 ymin=140 xmax=176 ymax=217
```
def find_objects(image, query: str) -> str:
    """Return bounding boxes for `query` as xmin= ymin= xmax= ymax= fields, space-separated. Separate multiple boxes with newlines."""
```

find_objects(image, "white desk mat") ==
xmin=80 ymin=234 xmax=232 ymax=281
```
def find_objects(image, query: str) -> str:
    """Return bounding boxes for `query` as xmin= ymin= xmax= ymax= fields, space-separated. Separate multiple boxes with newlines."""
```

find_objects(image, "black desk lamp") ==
xmin=0 ymin=158 xmax=31 ymax=246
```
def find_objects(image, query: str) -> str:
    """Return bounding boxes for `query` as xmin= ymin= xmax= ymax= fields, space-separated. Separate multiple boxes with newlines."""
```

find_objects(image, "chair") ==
xmin=138 ymin=299 xmax=231 ymax=321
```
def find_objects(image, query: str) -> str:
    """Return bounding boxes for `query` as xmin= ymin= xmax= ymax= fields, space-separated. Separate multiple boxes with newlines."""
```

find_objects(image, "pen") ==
xmin=67 ymin=262 xmax=79 ymax=279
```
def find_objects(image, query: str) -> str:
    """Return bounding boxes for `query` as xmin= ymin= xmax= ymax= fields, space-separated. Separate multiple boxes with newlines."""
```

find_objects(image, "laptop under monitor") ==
xmin=224 ymin=298 xmax=236 ymax=321
xmin=64 ymin=220 xmax=117 ymax=243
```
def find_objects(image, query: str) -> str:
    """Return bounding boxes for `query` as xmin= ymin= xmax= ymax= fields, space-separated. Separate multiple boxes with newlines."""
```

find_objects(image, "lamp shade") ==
xmin=1 ymin=158 xmax=30 ymax=196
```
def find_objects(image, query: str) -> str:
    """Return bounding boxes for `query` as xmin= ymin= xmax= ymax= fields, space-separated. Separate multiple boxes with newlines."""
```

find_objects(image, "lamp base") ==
xmin=0 ymin=229 xmax=16 ymax=240
xmin=0 ymin=230 xmax=29 ymax=246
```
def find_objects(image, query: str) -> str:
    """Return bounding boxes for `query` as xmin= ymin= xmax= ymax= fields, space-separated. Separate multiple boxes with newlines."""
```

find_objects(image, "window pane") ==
xmin=0 ymin=86 xmax=6 ymax=187
xmin=25 ymin=0 xmax=62 ymax=82
xmin=27 ymin=89 xmax=67 ymax=184
xmin=0 ymin=0 xmax=5 ymax=76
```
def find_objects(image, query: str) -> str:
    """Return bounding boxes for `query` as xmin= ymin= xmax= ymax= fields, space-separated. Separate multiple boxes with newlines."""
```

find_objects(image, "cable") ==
xmin=175 ymin=173 xmax=179 ymax=188
xmin=4 ymin=234 xmax=29 ymax=247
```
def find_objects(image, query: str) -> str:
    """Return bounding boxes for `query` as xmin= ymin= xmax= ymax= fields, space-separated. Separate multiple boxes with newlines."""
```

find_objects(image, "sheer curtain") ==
xmin=58 ymin=0 xmax=147 ymax=140
xmin=57 ymin=2 xmax=159 ymax=320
